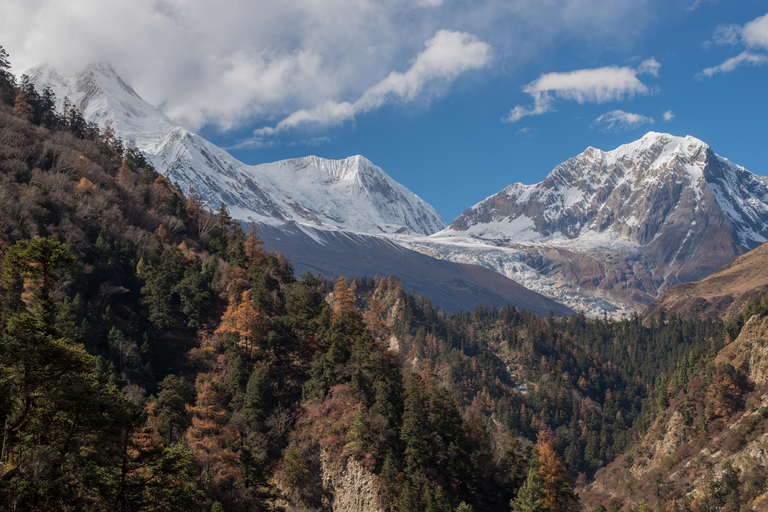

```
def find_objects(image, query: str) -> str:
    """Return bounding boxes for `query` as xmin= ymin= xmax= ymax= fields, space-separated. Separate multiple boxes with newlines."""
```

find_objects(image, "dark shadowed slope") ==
xmin=256 ymin=222 xmax=574 ymax=316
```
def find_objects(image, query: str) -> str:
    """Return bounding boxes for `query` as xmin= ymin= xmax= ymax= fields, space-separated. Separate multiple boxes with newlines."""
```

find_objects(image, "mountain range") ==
xmin=401 ymin=132 xmax=768 ymax=315
xmin=28 ymin=63 xmax=571 ymax=315
xmin=28 ymin=63 xmax=445 ymax=236
xmin=29 ymin=63 xmax=768 ymax=316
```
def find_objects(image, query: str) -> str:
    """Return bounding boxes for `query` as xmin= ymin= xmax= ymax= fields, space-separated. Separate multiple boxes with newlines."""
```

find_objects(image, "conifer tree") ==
xmin=156 ymin=375 xmax=192 ymax=444
xmin=0 ymin=45 xmax=15 ymax=104
xmin=332 ymin=277 xmax=357 ymax=321
xmin=12 ymin=91 xmax=34 ymax=122
xmin=344 ymin=403 xmax=369 ymax=458
xmin=215 ymin=289 xmax=266 ymax=354
xmin=243 ymin=366 xmax=271 ymax=428
xmin=537 ymin=430 xmax=580 ymax=512
xmin=511 ymin=466 xmax=546 ymax=512
xmin=185 ymin=380 xmax=242 ymax=491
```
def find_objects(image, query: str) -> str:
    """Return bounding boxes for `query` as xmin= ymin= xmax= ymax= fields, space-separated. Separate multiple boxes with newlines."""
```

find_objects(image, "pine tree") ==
xmin=12 ymin=91 xmax=34 ymax=122
xmin=511 ymin=466 xmax=546 ymax=512
xmin=0 ymin=45 xmax=15 ymax=104
xmin=243 ymin=366 xmax=271 ymax=428
xmin=215 ymin=289 xmax=267 ymax=354
xmin=156 ymin=375 xmax=192 ymax=444
xmin=185 ymin=380 xmax=242 ymax=491
xmin=344 ymin=403 xmax=369 ymax=458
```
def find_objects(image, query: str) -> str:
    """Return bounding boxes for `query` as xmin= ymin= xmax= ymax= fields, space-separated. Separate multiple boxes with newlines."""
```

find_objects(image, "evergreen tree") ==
xmin=156 ymin=374 xmax=192 ymax=444
xmin=0 ymin=45 xmax=15 ymax=104
xmin=243 ymin=366 xmax=271 ymax=429
xmin=511 ymin=466 xmax=546 ymax=512
xmin=344 ymin=403 xmax=369 ymax=458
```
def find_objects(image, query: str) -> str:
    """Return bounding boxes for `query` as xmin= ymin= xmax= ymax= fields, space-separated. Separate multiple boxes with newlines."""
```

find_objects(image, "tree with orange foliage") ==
xmin=705 ymin=364 xmax=748 ymax=419
xmin=536 ymin=429 xmax=580 ymax=512
xmin=215 ymin=290 xmax=267 ymax=354
xmin=332 ymin=277 xmax=357 ymax=322
xmin=363 ymin=292 xmax=390 ymax=339
xmin=114 ymin=160 xmax=134 ymax=186
xmin=244 ymin=222 xmax=266 ymax=268
xmin=13 ymin=91 xmax=34 ymax=122
xmin=185 ymin=380 xmax=243 ymax=492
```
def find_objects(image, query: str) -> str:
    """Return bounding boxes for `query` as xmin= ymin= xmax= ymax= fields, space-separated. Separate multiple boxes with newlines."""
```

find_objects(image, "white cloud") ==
xmin=688 ymin=0 xmax=717 ymax=12
xmin=504 ymin=60 xmax=658 ymax=123
xmin=700 ymin=13 xmax=768 ymax=77
xmin=638 ymin=57 xmax=661 ymax=77
xmin=697 ymin=51 xmax=768 ymax=78
xmin=504 ymin=93 xmax=555 ymax=123
xmin=743 ymin=13 xmax=768 ymax=50
xmin=0 ymin=0 xmax=659 ymax=135
xmin=251 ymin=30 xmax=491 ymax=138
xmin=662 ymin=110 xmax=674 ymax=122
xmin=591 ymin=110 xmax=654 ymax=133
xmin=708 ymin=24 xmax=742 ymax=47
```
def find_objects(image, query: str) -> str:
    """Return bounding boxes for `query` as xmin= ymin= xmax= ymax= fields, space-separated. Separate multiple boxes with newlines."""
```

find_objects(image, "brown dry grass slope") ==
xmin=643 ymin=241 xmax=768 ymax=321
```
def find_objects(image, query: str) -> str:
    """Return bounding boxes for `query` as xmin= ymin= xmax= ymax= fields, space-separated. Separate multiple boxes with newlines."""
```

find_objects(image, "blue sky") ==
xmin=3 ymin=0 xmax=767 ymax=222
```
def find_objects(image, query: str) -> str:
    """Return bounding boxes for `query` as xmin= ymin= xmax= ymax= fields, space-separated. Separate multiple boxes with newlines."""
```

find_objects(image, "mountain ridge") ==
xmin=396 ymin=132 xmax=768 ymax=316
xmin=25 ymin=62 xmax=579 ymax=316
xmin=643 ymin=240 xmax=768 ymax=322
xmin=28 ymin=63 xmax=446 ymax=236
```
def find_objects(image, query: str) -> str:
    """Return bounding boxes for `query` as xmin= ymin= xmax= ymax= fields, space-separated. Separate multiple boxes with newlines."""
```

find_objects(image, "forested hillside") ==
xmin=582 ymin=296 xmax=768 ymax=511
xmin=0 ymin=45 xmax=752 ymax=512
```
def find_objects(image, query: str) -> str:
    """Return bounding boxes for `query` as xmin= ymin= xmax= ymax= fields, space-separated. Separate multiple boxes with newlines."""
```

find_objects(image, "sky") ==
xmin=2 ymin=0 xmax=767 ymax=222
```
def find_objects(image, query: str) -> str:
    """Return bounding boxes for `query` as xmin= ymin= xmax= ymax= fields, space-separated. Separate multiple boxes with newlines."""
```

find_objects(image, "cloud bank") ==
xmin=700 ymin=12 xmax=768 ymax=77
xmin=0 ymin=0 xmax=657 ymax=135
xmin=504 ymin=58 xmax=660 ymax=123
xmin=251 ymin=30 xmax=491 ymax=141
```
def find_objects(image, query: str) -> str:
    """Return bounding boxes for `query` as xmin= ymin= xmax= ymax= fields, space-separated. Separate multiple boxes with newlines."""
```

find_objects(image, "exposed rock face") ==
xmin=450 ymin=133 xmax=768 ymax=251
xmin=409 ymin=133 xmax=768 ymax=315
xmin=717 ymin=314 xmax=768 ymax=385
xmin=319 ymin=451 xmax=384 ymax=512
xmin=581 ymin=313 xmax=768 ymax=510
xmin=644 ymin=241 xmax=768 ymax=321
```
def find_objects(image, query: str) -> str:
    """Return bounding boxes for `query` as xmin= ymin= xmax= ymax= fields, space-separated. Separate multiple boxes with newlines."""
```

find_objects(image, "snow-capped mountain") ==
xmin=447 ymin=132 xmax=768 ymax=250
xmin=397 ymin=133 xmax=768 ymax=315
xmin=24 ymin=63 xmax=572 ymax=315
xmin=28 ymin=63 xmax=445 ymax=235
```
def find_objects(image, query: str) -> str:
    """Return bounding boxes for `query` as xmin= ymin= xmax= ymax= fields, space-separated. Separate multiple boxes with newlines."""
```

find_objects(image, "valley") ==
xmin=3 ymin=36 xmax=768 ymax=512
xmin=29 ymin=65 xmax=768 ymax=318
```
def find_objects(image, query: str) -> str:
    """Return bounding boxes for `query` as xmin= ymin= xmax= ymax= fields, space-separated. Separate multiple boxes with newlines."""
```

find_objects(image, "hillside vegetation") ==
xmin=2 ymin=45 xmax=761 ymax=512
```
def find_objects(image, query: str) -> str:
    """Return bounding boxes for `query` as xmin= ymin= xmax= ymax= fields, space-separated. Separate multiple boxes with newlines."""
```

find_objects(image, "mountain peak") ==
xmin=447 ymin=131 xmax=768 ymax=250
xmin=28 ymin=63 xmax=446 ymax=235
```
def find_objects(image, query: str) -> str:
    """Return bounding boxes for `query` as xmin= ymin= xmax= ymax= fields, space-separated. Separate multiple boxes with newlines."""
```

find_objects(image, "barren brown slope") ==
xmin=643 ymin=240 xmax=768 ymax=321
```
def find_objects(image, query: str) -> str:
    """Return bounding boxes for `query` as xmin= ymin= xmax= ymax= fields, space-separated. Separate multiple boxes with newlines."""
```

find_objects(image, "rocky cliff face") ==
xmin=581 ymin=313 xmax=768 ymax=510
xmin=717 ymin=315 xmax=768 ymax=386
xmin=450 ymin=133 xmax=768 ymax=251
xmin=404 ymin=133 xmax=768 ymax=315
xmin=318 ymin=451 xmax=384 ymax=512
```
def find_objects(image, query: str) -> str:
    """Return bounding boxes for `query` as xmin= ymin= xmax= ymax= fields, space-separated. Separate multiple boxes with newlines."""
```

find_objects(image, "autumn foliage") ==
xmin=215 ymin=289 xmax=266 ymax=354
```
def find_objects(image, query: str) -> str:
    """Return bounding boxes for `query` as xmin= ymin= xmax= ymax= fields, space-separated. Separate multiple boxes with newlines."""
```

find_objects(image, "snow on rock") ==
xmin=446 ymin=131 xmax=768 ymax=249
xmin=28 ymin=63 xmax=446 ymax=236
xmin=400 ymin=132 xmax=768 ymax=317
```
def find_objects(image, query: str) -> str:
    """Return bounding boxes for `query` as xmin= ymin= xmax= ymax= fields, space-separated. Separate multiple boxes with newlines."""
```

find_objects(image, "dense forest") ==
xmin=0 ymin=45 xmax=757 ymax=511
